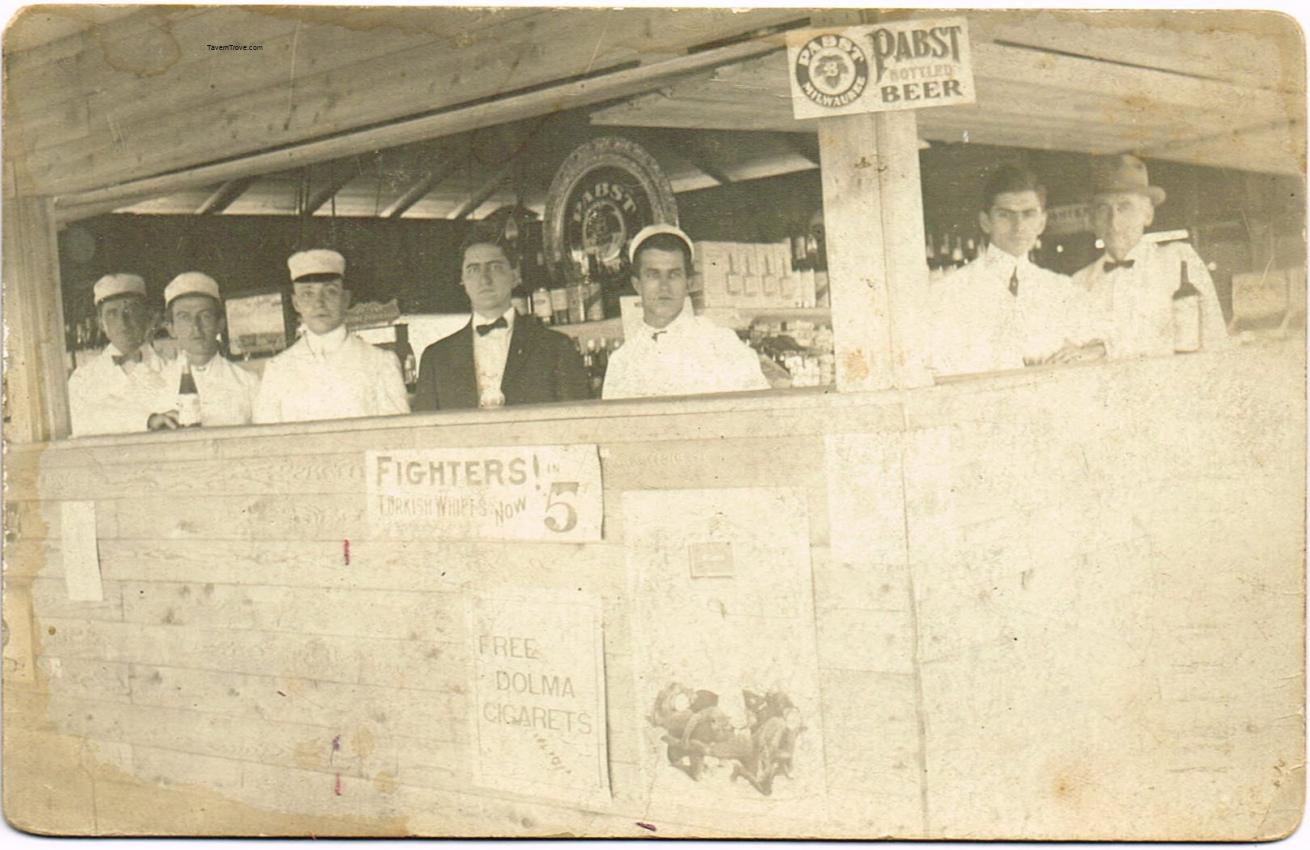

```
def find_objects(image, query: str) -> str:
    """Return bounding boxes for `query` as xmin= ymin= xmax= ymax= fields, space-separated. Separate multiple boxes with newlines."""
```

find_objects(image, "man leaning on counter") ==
xmin=927 ymin=164 xmax=1106 ymax=378
xmin=67 ymin=273 xmax=172 ymax=437
xmin=1073 ymin=154 xmax=1231 ymax=358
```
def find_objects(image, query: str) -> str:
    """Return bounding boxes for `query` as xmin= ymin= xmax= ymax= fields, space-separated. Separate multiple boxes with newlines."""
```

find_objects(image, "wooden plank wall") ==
xmin=3 ymin=7 xmax=803 ymax=198
xmin=4 ymin=341 xmax=1305 ymax=837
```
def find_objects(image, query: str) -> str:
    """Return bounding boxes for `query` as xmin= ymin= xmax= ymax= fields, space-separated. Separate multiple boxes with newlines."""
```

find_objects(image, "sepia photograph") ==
xmin=1 ymin=3 xmax=1305 ymax=839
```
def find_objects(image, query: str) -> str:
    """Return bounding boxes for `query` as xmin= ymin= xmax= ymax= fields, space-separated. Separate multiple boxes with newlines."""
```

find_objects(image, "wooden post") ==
xmin=819 ymin=110 xmax=933 ymax=392
xmin=3 ymin=196 xmax=70 ymax=442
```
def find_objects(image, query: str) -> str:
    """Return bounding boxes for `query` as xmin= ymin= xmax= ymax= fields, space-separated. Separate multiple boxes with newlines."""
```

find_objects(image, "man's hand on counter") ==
xmin=1042 ymin=341 xmax=1108 ymax=366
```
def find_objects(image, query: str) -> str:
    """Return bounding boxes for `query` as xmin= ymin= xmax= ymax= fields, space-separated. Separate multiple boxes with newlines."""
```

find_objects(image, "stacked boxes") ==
xmin=694 ymin=241 xmax=819 ymax=309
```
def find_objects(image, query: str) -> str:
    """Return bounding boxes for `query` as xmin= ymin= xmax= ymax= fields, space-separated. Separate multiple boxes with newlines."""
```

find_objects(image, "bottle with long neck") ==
xmin=1172 ymin=259 xmax=1201 ymax=353
xmin=176 ymin=361 xmax=201 ymax=427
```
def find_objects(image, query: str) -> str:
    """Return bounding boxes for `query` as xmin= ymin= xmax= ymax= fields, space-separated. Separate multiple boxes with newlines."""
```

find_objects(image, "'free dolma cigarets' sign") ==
xmin=466 ymin=591 xmax=611 ymax=805
xmin=366 ymin=445 xmax=602 ymax=541
xmin=787 ymin=17 xmax=975 ymax=120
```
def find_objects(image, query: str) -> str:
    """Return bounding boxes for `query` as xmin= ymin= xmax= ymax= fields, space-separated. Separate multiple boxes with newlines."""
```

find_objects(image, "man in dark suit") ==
xmin=414 ymin=226 xmax=589 ymax=410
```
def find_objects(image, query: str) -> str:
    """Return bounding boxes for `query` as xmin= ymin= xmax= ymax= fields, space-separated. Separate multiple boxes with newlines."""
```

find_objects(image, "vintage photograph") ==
xmin=2 ymin=4 xmax=1305 ymax=839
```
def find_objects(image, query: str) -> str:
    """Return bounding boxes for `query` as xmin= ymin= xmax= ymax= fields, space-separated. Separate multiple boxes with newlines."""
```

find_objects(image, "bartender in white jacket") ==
xmin=149 ymin=272 xmax=260 ymax=429
xmin=602 ymin=224 xmax=769 ymax=400
xmin=67 ymin=273 xmax=172 ymax=437
xmin=253 ymin=249 xmax=409 ymax=424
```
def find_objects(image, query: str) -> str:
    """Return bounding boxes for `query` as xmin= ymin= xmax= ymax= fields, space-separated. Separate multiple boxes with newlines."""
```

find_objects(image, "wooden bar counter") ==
xmin=4 ymin=337 xmax=1303 ymax=838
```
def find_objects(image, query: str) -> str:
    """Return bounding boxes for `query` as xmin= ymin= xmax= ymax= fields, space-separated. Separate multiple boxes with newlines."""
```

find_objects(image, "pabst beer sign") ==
xmin=787 ymin=17 xmax=975 ymax=120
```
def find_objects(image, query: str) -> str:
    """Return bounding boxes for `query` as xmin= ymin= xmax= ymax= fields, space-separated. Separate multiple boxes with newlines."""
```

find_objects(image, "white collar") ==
xmin=640 ymin=309 xmax=693 ymax=341
xmin=303 ymin=324 xmax=349 ymax=356
xmin=982 ymin=243 xmax=1032 ymax=274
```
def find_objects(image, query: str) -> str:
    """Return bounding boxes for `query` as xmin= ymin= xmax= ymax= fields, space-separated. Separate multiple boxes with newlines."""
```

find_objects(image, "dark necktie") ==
xmin=476 ymin=316 xmax=508 ymax=336
xmin=1008 ymin=267 xmax=1019 ymax=297
xmin=1103 ymin=258 xmax=1136 ymax=272
xmin=112 ymin=350 xmax=143 ymax=366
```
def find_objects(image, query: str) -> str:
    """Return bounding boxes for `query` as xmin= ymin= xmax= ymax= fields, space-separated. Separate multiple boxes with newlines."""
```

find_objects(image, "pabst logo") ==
xmin=794 ymin=34 xmax=869 ymax=108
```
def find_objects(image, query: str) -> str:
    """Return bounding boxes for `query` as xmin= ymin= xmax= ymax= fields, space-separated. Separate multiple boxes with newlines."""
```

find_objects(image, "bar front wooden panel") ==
xmin=3 ymin=342 xmax=1304 ymax=838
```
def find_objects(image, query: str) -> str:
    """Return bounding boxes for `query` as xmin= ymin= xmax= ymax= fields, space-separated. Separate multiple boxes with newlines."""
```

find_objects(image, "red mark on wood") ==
xmin=334 ymin=773 xmax=342 ymax=796
xmin=342 ymin=539 xmax=350 ymax=566
xmin=636 ymin=822 xmax=656 ymax=832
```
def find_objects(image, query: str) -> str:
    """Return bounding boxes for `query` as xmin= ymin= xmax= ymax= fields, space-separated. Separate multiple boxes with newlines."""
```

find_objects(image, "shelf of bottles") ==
xmin=926 ymin=231 xmax=981 ymax=280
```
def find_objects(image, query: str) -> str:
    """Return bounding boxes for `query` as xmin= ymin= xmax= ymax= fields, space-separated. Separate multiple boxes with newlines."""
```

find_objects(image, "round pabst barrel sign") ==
xmin=795 ymin=33 xmax=870 ymax=109
xmin=544 ymin=136 xmax=678 ymax=276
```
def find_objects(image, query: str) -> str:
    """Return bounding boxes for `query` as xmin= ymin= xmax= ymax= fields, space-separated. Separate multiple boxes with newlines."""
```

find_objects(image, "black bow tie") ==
xmin=1008 ymin=267 xmax=1019 ymax=297
xmin=1103 ymin=258 xmax=1136 ymax=272
xmin=475 ymin=316 xmax=508 ymax=336
xmin=111 ymin=350 xmax=143 ymax=366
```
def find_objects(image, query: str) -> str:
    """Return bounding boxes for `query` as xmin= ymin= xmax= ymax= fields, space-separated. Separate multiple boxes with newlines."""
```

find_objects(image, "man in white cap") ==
xmin=67 ymin=273 xmax=172 ymax=437
xmin=602 ymin=224 xmax=769 ymax=400
xmin=253 ymin=248 xmax=408 ymax=423
xmin=148 ymin=272 xmax=260 ymax=429
xmin=1072 ymin=154 xmax=1229 ymax=358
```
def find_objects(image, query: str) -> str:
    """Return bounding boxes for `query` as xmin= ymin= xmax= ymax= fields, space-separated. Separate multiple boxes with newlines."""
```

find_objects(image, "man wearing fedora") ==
xmin=602 ymin=224 xmax=769 ymax=400
xmin=412 ymin=223 xmax=589 ymax=411
xmin=253 ymin=248 xmax=409 ymax=423
xmin=148 ymin=272 xmax=260 ymax=429
xmin=67 ymin=273 xmax=173 ymax=437
xmin=1073 ymin=154 xmax=1230 ymax=358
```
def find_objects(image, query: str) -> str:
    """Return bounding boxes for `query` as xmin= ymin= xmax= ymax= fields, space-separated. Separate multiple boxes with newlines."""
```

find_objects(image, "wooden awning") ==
xmin=590 ymin=13 xmax=1305 ymax=176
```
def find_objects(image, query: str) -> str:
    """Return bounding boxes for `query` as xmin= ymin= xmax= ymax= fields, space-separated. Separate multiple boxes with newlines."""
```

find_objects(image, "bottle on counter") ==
xmin=532 ymin=286 xmax=554 ymax=325
xmin=1172 ymin=259 xmax=1201 ymax=353
xmin=549 ymin=284 xmax=571 ymax=325
xmin=394 ymin=323 xmax=417 ymax=392
xmin=176 ymin=361 xmax=201 ymax=427
xmin=584 ymin=254 xmax=606 ymax=322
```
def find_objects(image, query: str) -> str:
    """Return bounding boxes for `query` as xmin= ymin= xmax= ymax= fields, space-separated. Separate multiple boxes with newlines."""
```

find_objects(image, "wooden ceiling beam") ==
xmin=194 ymin=177 xmax=255 ymax=215
xmin=449 ymin=163 xmax=514 ymax=220
xmin=381 ymin=160 xmax=461 ymax=218
xmin=303 ymin=160 xmax=366 ymax=214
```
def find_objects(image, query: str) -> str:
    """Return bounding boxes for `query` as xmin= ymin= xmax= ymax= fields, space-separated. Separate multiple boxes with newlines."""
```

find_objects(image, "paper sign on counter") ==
xmin=466 ymin=590 xmax=611 ymax=806
xmin=60 ymin=501 xmax=102 ymax=602
xmin=366 ymin=445 xmax=602 ymax=541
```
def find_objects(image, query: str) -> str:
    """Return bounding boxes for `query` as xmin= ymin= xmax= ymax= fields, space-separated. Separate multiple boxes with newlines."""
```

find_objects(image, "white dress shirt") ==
xmin=1072 ymin=239 xmax=1231 ymax=359
xmin=928 ymin=244 xmax=1098 ymax=377
xmin=472 ymin=307 xmax=516 ymax=405
xmin=252 ymin=325 xmax=409 ymax=424
xmin=68 ymin=343 xmax=173 ymax=437
xmin=601 ymin=310 xmax=770 ymax=400
xmin=158 ymin=354 xmax=261 ymax=427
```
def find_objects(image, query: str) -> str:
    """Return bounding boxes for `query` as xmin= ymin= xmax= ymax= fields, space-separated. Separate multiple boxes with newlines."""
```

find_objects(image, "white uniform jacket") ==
xmin=252 ymin=326 xmax=409 ymax=424
xmin=602 ymin=310 xmax=770 ymax=400
xmin=68 ymin=343 xmax=173 ymax=437
xmin=1071 ymin=239 xmax=1231 ymax=359
xmin=158 ymin=354 xmax=261 ymax=427
xmin=928 ymin=245 xmax=1099 ymax=377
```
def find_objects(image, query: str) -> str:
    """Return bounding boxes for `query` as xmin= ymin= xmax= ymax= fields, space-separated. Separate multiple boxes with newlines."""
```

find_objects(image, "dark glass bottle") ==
xmin=1172 ymin=260 xmax=1201 ymax=353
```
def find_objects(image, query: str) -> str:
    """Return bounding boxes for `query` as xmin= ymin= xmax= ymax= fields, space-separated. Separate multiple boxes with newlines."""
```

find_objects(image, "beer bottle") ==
xmin=394 ymin=323 xmax=417 ymax=392
xmin=532 ymin=286 xmax=554 ymax=325
xmin=1172 ymin=259 xmax=1201 ymax=353
xmin=176 ymin=362 xmax=201 ymax=427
